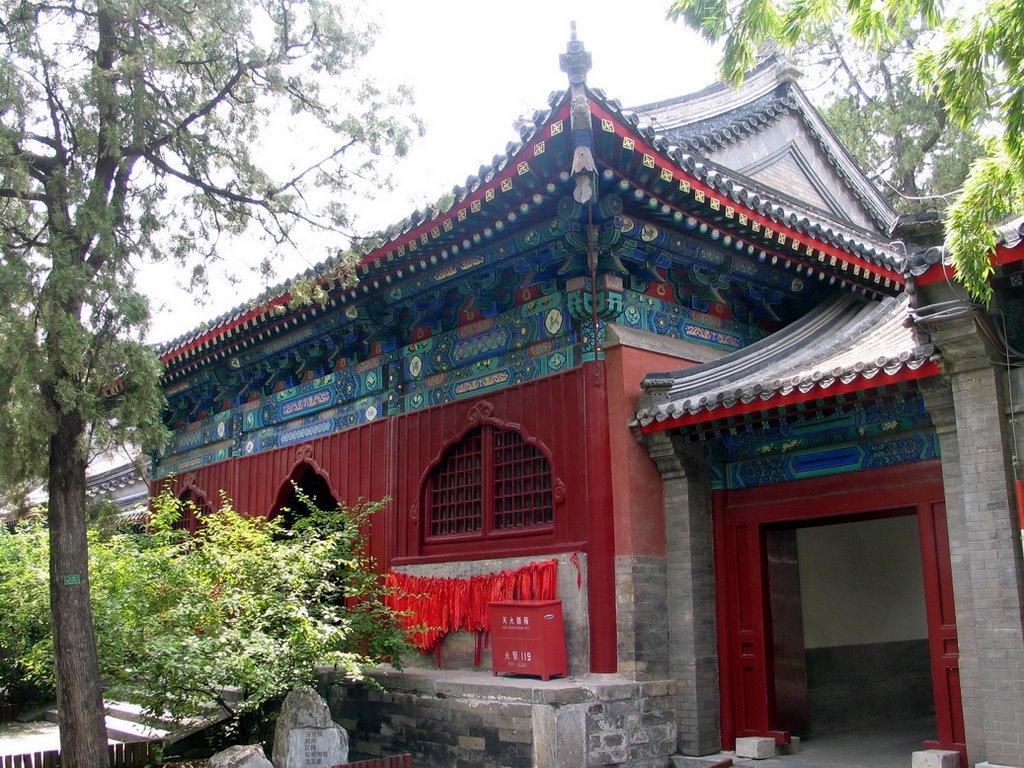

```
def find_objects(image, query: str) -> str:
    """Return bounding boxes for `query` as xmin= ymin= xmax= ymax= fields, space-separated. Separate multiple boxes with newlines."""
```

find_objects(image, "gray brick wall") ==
xmin=645 ymin=432 xmax=721 ymax=757
xmin=615 ymin=556 xmax=669 ymax=679
xmin=325 ymin=668 xmax=676 ymax=768
xmin=921 ymin=313 xmax=1024 ymax=768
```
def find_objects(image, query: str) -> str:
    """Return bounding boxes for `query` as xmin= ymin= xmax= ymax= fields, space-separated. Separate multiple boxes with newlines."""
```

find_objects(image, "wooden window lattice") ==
xmin=493 ymin=430 xmax=553 ymax=529
xmin=428 ymin=426 xmax=553 ymax=539
xmin=429 ymin=429 xmax=483 ymax=536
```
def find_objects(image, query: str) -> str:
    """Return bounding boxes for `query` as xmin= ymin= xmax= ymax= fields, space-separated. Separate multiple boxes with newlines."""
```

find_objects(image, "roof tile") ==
xmin=634 ymin=293 xmax=935 ymax=429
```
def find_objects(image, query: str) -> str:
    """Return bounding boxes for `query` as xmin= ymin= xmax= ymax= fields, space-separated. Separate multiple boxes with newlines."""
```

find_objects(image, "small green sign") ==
xmin=63 ymin=574 xmax=81 ymax=585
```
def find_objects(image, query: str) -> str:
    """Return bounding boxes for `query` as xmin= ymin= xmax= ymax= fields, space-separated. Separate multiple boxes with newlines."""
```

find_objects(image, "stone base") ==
xmin=325 ymin=666 xmax=678 ymax=768
xmin=780 ymin=736 xmax=801 ymax=755
xmin=670 ymin=756 xmax=733 ymax=768
xmin=912 ymin=750 xmax=960 ymax=768
xmin=974 ymin=763 xmax=1021 ymax=768
xmin=734 ymin=737 xmax=777 ymax=760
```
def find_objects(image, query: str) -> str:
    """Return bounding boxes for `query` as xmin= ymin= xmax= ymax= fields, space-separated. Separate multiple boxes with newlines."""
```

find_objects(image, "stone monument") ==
xmin=272 ymin=686 xmax=349 ymax=768
xmin=208 ymin=744 xmax=274 ymax=768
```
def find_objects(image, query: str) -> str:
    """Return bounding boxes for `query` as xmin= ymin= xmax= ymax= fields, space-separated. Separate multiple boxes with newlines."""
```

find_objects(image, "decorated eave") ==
xmin=86 ymin=460 xmax=145 ymax=498
xmin=157 ymin=41 xmax=908 ymax=384
xmin=156 ymin=90 xmax=576 ymax=383
xmin=588 ymin=91 xmax=905 ymax=292
xmin=630 ymin=55 xmax=897 ymax=235
xmin=633 ymin=292 xmax=940 ymax=435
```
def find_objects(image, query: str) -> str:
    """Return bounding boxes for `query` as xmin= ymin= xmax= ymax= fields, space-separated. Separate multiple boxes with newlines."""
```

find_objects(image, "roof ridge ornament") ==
xmin=559 ymin=21 xmax=592 ymax=86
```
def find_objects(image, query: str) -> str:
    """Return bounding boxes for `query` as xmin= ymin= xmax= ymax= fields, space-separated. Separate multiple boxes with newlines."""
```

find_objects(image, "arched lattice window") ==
xmin=427 ymin=425 xmax=554 ymax=540
xmin=175 ymin=490 xmax=210 ymax=533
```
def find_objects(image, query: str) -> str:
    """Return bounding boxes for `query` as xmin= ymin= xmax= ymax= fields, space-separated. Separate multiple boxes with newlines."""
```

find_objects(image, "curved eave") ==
xmin=635 ymin=293 xmax=940 ymax=435
xmin=637 ymin=358 xmax=940 ymax=435
xmin=588 ymin=98 xmax=905 ymax=295
xmin=627 ymin=55 xmax=799 ymax=131
xmin=353 ymin=96 xmax=573 ymax=278
xmin=159 ymin=293 xmax=292 ymax=366
xmin=915 ymin=239 xmax=1024 ymax=287
xmin=159 ymin=95 xmax=576 ymax=373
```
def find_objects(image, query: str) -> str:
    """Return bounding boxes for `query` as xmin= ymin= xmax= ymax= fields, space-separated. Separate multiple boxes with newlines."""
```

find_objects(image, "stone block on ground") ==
xmin=912 ymin=750 xmax=960 ymax=768
xmin=208 ymin=744 xmax=273 ymax=768
xmin=272 ymin=686 xmax=349 ymax=768
xmin=734 ymin=736 xmax=777 ymax=760
xmin=779 ymin=735 xmax=801 ymax=754
xmin=671 ymin=755 xmax=734 ymax=767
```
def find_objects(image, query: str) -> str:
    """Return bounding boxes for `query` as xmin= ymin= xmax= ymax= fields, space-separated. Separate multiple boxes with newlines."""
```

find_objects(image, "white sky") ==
xmin=145 ymin=0 xmax=720 ymax=344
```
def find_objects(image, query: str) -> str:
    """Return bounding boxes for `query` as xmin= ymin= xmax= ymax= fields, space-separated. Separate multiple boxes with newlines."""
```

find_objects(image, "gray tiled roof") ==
xmin=157 ymin=59 xmax=910 ymax=370
xmin=630 ymin=55 xmax=897 ymax=235
xmin=595 ymin=94 xmax=905 ymax=279
xmin=634 ymin=292 xmax=936 ymax=428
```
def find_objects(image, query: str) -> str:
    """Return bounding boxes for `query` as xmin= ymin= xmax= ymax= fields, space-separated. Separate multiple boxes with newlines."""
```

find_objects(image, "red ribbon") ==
xmin=570 ymin=552 xmax=582 ymax=590
xmin=385 ymin=559 xmax=559 ymax=658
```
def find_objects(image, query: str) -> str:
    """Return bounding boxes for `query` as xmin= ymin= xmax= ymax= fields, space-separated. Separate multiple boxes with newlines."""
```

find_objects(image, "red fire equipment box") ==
xmin=489 ymin=600 xmax=567 ymax=680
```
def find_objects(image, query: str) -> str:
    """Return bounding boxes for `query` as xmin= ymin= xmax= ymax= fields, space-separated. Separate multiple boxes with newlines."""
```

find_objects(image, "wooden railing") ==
xmin=0 ymin=740 xmax=156 ymax=768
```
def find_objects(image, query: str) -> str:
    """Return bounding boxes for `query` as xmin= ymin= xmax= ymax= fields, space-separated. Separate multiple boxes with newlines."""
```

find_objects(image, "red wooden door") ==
xmin=715 ymin=517 xmax=772 ymax=742
xmin=715 ymin=462 xmax=964 ymax=753
xmin=918 ymin=500 xmax=966 ymax=760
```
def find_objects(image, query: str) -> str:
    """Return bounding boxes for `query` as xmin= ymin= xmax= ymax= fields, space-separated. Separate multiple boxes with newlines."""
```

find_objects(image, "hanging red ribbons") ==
xmin=569 ymin=551 xmax=582 ymax=590
xmin=385 ymin=559 xmax=559 ymax=657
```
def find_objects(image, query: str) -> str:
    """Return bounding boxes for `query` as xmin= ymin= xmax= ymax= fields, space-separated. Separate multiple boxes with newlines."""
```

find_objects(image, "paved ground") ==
xmin=0 ymin=719 xmax=62 ymax=756
xmin=3 ymin=713 xmax=936 ymax=766
xmin=697 ymin=716 xmax=936 ymax=768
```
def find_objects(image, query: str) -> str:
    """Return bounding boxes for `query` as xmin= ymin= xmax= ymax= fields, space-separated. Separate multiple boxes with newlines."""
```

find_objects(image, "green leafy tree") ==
xmin=0 ymin=519 xmax=53 ymax=702
xmin=0 ymin=2 xmax=419 ymax=765
xmin=0 ymin=489 xmax=409 ymax=728
xmin=666 ymin=0 xmax=1024 ymax=302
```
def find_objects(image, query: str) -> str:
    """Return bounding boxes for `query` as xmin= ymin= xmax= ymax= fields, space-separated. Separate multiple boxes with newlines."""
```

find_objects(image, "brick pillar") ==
xmin=920 ymin=315 xmax=1024 ymax=768
xmin=645 ymin=430 xmax=721 ymax=756
xmin=615 ymin=554 xmax=669 ymax=679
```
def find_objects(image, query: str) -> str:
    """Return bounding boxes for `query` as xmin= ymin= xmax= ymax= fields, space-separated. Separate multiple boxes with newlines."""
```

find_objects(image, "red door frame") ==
xmin=714 ymin=460 xmax=965 ymax=758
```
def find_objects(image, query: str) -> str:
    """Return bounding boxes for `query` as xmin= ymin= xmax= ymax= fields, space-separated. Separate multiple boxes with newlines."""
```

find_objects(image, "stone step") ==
xmin=104 ymin=699 xmax=231 ymax=746
xmin=104 ymin=701 xmax=174 ymax=727
xmin=30 ymin=699 xmax=223 ymax=746
xmin=101 ymin=715 xmax=169 ymax=743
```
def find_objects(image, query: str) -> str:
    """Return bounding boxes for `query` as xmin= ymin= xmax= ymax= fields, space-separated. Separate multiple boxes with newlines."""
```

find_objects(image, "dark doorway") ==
xmin=767 ymin=515 xmax=934 ymax=738
xmin=271 ymin=463 xmax=338 ymax=529
xmin=175 ymin=489 xmax=211 ymax=532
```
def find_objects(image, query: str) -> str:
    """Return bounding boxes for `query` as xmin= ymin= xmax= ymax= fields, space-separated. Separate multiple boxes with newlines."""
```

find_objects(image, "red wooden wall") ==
xmin=152 ymin=364 xmax=619 ymax=671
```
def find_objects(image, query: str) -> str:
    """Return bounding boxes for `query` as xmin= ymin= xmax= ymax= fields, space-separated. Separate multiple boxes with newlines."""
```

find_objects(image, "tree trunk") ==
xmin=47 ymin=408 xmax=108 ymax=768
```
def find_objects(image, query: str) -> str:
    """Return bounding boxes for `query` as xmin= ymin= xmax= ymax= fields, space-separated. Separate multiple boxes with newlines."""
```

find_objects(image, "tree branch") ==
xmin=0 ymin=187 xmax=48 ymax=203
xmin=825 ymin=30 xmax=875 ymax=106
xmin=141 ymin=61 xmax=252 ymax=156
xmin=143 ymin=149 xmax=268 ymax=206
xmin=274 ymin=139 xmax=357 ymax=197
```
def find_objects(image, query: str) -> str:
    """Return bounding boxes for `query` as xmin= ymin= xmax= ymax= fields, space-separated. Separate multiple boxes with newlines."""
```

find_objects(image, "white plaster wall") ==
xmin=797 ymin=515 xmax=928 ymax=649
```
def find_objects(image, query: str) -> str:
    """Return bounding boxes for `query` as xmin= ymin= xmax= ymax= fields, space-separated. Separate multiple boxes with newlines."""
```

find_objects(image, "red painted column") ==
xmin=583 ymin=360 xmax=617 ymax=672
